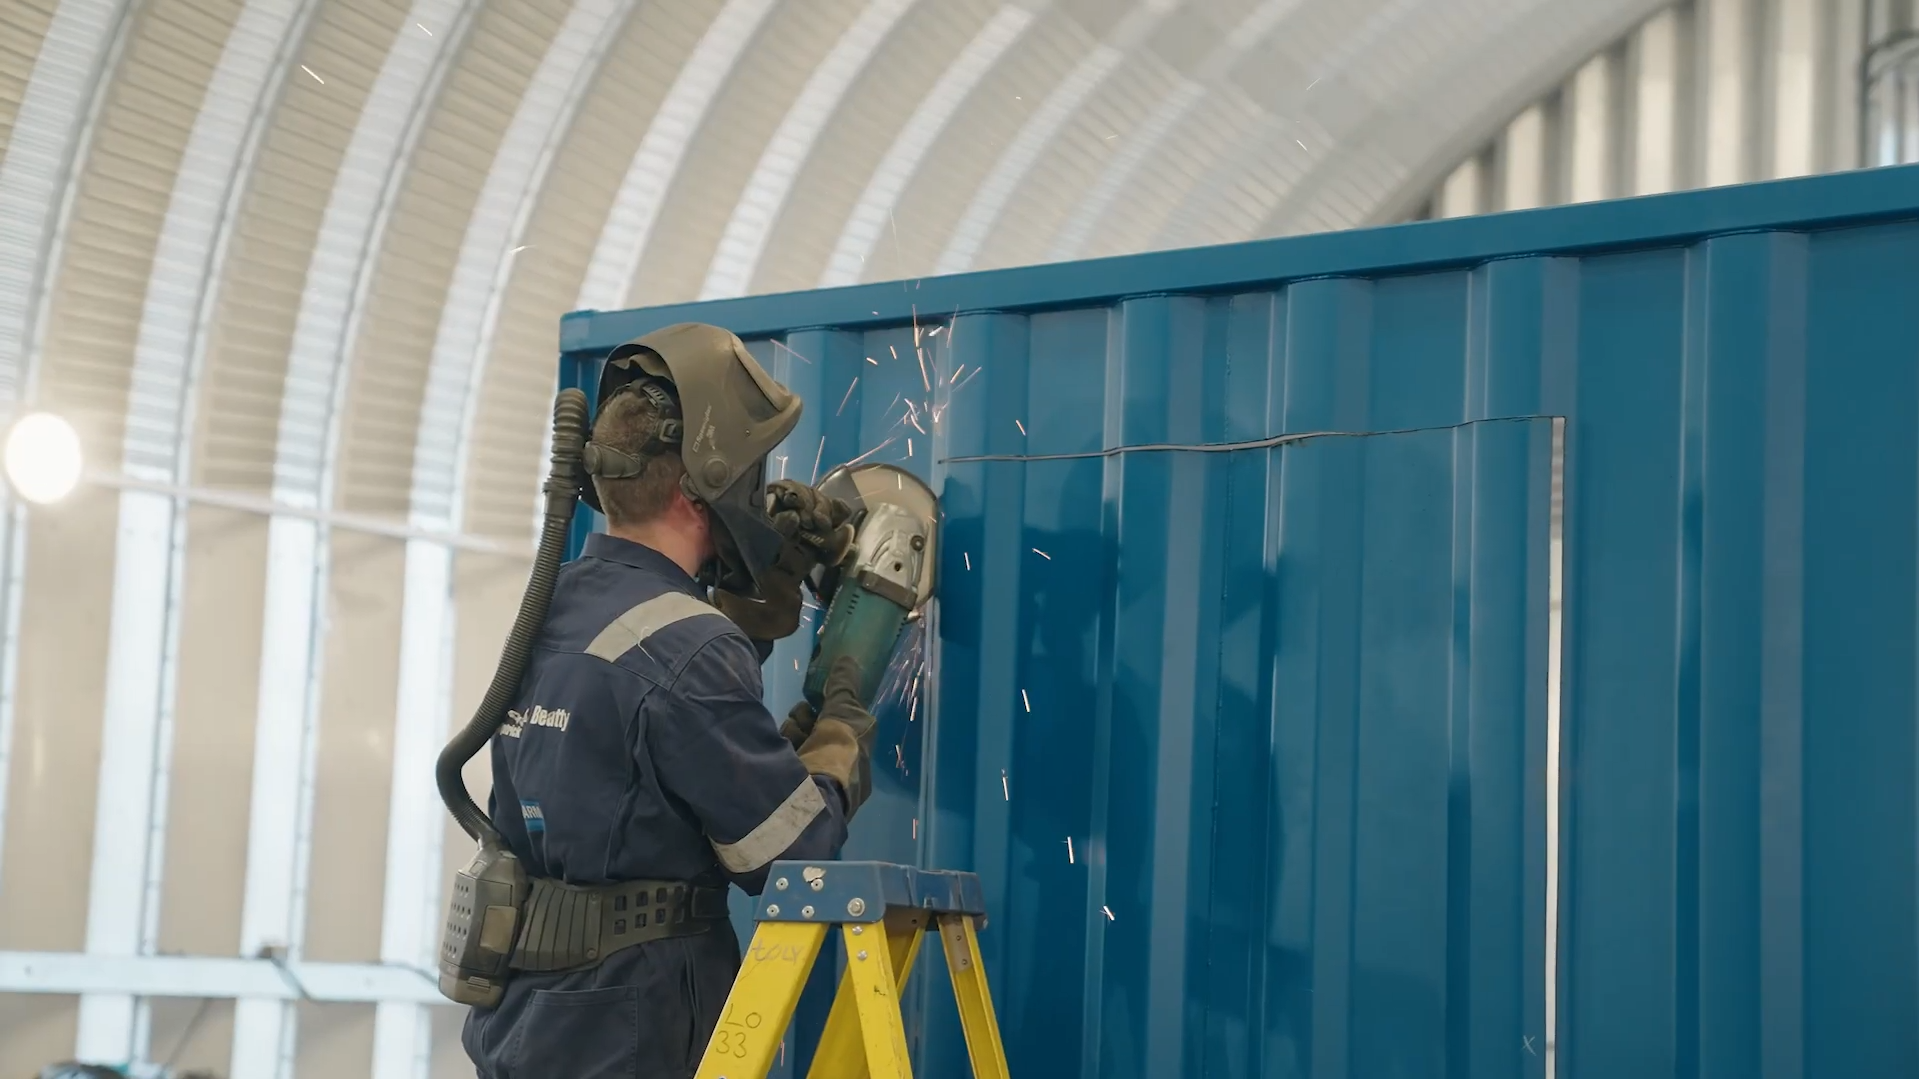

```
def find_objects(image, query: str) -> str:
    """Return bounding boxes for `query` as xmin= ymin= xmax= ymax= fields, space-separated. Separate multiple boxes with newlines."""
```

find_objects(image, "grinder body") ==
xmin=803 ymin=464 xmax=938 ymax=708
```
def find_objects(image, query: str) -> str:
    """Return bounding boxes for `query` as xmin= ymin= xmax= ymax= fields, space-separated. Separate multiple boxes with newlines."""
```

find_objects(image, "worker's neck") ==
xmin=609 ymin=523 xmax=705 ymax=580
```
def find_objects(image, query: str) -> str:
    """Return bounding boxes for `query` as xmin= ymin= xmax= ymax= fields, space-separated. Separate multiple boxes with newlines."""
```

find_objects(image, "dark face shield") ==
xmin=704 ymin=458 xmax=782 ymax=595
xmin=590 ymin=323 xmax=802 ymax=595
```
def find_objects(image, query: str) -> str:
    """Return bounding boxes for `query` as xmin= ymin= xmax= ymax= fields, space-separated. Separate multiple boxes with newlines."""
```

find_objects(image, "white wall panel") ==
xmin=148 ymin=997 xmax=237 ymax=1078
xmin=0 ymin=995 xmax=81 ymax=1077
xmin=294 ymin=1001 xmax=378 ymax=1078
xmin=2 ymin=0 xmax=244 ymax=1067
xmin=87 ymin=0 xmax=321 ymax=1053
xmin=300 ymin=532 xmax=407 ymax=965
xmin=0 ymin=489 xmax=119 ymax=1076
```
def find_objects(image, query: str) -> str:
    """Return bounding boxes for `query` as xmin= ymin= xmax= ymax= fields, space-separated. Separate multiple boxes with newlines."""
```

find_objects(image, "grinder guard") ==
xmin=803 ymin=463 xmax=939 ymax=709
xmin=433 ymin=388 xmax=589 ymax=1008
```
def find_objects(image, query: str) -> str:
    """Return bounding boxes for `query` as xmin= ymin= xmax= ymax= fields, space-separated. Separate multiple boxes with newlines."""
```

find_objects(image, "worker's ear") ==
xmin=670 ymin=476 xmax=712 ymax=531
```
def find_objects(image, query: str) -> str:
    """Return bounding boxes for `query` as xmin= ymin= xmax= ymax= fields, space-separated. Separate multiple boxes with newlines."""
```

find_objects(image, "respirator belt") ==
xmin=508 ymin=876 xmax=729 ymax=973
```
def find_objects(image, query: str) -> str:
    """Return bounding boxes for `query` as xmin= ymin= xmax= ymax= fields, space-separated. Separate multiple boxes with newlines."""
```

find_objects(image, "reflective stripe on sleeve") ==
xmin=586 ymin=591 xmax=720 ymax=661
xmin=710 ymin=777 xmax=827 ymax=874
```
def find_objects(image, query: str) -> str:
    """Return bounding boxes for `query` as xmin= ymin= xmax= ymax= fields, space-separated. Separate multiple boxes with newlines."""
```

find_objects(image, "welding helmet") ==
xmin=581 ymin=323 xmax=802 ymax=596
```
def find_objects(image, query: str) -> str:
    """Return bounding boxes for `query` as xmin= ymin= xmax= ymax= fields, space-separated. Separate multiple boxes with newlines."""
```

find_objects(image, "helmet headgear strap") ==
xmin=581 ymin=377 xmax=685 ymax=484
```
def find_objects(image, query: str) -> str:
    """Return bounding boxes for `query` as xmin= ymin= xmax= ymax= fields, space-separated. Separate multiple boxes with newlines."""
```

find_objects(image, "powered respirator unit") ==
xmin=430 ymin=377 xmax=940 ymax=1011
xmin=431 ymin=389 xmax=588 ymax=1009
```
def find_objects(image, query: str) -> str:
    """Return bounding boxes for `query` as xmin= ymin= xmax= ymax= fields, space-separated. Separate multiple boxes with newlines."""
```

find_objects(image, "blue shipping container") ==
xmin=559 ymin=164 xmax=1919 ymax=1079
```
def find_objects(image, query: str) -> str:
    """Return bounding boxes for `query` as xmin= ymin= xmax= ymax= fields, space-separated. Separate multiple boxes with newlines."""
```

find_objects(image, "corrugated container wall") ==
xmin=559 ymin=164 xmax=1919 ymax=1079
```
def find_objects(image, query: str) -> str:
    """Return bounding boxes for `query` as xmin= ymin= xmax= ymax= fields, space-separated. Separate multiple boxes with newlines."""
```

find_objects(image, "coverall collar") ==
xmin=582 ymin=532 xmax=700 ymax=589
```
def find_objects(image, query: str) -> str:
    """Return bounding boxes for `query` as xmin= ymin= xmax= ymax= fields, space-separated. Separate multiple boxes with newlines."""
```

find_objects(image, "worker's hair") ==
xmin=589 ymin=385 xmax=686 ymax=528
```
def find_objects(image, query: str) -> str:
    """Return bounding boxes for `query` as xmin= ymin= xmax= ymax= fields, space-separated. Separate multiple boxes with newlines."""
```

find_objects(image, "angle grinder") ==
xmin=802 ymin=463 xmax=939 ymax=709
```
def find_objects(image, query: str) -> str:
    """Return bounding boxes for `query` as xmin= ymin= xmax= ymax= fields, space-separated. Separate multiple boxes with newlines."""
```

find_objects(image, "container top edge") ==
xmin=559 ymin=164 xmax=1919 ymax=354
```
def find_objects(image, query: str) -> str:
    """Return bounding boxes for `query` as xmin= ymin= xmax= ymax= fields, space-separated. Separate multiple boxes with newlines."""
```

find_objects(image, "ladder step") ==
xmin=695 ymin=861 xmax=1009 ymax=1079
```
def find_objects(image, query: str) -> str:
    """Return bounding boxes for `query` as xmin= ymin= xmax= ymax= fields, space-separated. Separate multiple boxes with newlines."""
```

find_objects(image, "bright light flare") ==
xmin=5 ymin=412 xmax=83 ymax=505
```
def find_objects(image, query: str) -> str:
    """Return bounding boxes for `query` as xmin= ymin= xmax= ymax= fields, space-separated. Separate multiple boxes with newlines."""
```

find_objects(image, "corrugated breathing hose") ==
xmin=436 ymin=387 xmax=590 ymax=847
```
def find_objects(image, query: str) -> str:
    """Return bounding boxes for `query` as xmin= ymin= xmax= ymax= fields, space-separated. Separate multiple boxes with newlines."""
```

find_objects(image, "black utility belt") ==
xmin=509 ymin=877 xmax=730 ymax=974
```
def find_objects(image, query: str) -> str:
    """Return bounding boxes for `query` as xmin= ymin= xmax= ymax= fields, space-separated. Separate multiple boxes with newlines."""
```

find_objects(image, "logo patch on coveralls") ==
xmin=499 ymin=705 xmax=571 ymax=738
xmin=521 ymin=801 xmax=545 ymax=833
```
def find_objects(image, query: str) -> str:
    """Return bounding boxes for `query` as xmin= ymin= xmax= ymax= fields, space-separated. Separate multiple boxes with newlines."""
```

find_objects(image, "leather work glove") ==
xmin=713 ymin=481 xmax=855 ymax=642
xmin=795 ymin=655 xmax=878 ymax=816
xmin=779 ymin=698 xmax=816 ymax=750
xmin=766 ymin=479 xmax=856 ymax=566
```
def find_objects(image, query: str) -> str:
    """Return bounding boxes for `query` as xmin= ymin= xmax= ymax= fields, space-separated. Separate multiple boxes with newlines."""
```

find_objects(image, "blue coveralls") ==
xmin=462 ymin=533 xmax=851 ymax=1079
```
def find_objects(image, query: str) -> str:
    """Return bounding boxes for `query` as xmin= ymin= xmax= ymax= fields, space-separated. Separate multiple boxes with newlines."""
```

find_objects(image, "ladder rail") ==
xmin=693 ymin=861 xmax=1010 ymax=1079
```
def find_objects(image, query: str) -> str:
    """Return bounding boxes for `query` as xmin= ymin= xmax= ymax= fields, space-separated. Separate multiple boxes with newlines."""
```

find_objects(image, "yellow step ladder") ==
xmin=695 ymin=860 xmax=1010 ymax=1079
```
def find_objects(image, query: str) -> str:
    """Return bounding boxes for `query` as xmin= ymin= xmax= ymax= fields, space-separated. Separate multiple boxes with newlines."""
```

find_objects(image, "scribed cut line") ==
xmin=941 ymin=414 xmax=1557 ymax=463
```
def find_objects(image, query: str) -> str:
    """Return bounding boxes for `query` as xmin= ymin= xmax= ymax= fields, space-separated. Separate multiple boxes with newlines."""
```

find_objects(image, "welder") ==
xmin=452 ymin=323 xmax=879 ymax=1079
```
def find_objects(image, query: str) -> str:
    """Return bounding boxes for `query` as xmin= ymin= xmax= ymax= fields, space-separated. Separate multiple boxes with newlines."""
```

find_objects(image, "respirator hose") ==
xmin=435 ymin=387 xmax=591 ymax=847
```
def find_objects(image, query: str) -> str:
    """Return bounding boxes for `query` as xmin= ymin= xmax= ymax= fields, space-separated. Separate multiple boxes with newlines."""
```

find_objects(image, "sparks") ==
xmin=1021 ymin=689 xmax=1031 ymax=711
xmin=1101 ymin=905 xmax=1115 ymax=922
xmin=510 ymin=244 xmax=529 ymax=254
xmin=906 ymin=438 xmax=913 ymax=458
xmin=916 ymin=348 xmax=932 ymax=391
xmin=890 ymin=344 xmax=899 ymax=360
xmin=837 ymin=377 xmax=859 ymax=416
xmin=1015 ymin=419 xmax=1026 ymax=436
xmin=912 ymin=818 xmax=919 ymax=839
xmin=845 ymin=437 xmax=898 ymax=467
xmin=776 ymin=454 xmax=788 ymax=479
xmin=417 ymin=22 xmax=433 ymax=35
xmin=963 ymin=552 xmax=971 ymax=571
xmin=896 ymin=745 xmax=905 ymax=770
xmin=794 ymin=659 xmax=799 ymax=671
xmin=774 ymin=339 xmax=813 ymax=365
xmin=1066 ymin=837 xmax=1075 ymax=864
xmin=1032 ymin=548 xmax=1051 ymax=560
xmin=1296 ymin=139 xmax=1308 ymax=151
xmin=908 ymin=410 xmax=925 ymax=435
xmin=928 ymin=326 xmax=942 ymax=337
xmin=1001 ymin=770 xmax=1009 ymax=800
xmin=300 ymin=64 xmax=324 ymax=84
xmin=866 ymin=356 xmax=879 ymax=365
xmin=949 ymin=364 xmax=965 ymax=385
xmin=811 ymin=436 xmax=826 ymax=483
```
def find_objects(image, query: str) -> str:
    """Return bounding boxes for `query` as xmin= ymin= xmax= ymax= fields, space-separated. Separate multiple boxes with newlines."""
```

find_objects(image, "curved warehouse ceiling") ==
xmin=0 ymin=0 xmax=1701 ymax=1071
xmin=0 ymin=0 xmax=1669 ymax=545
